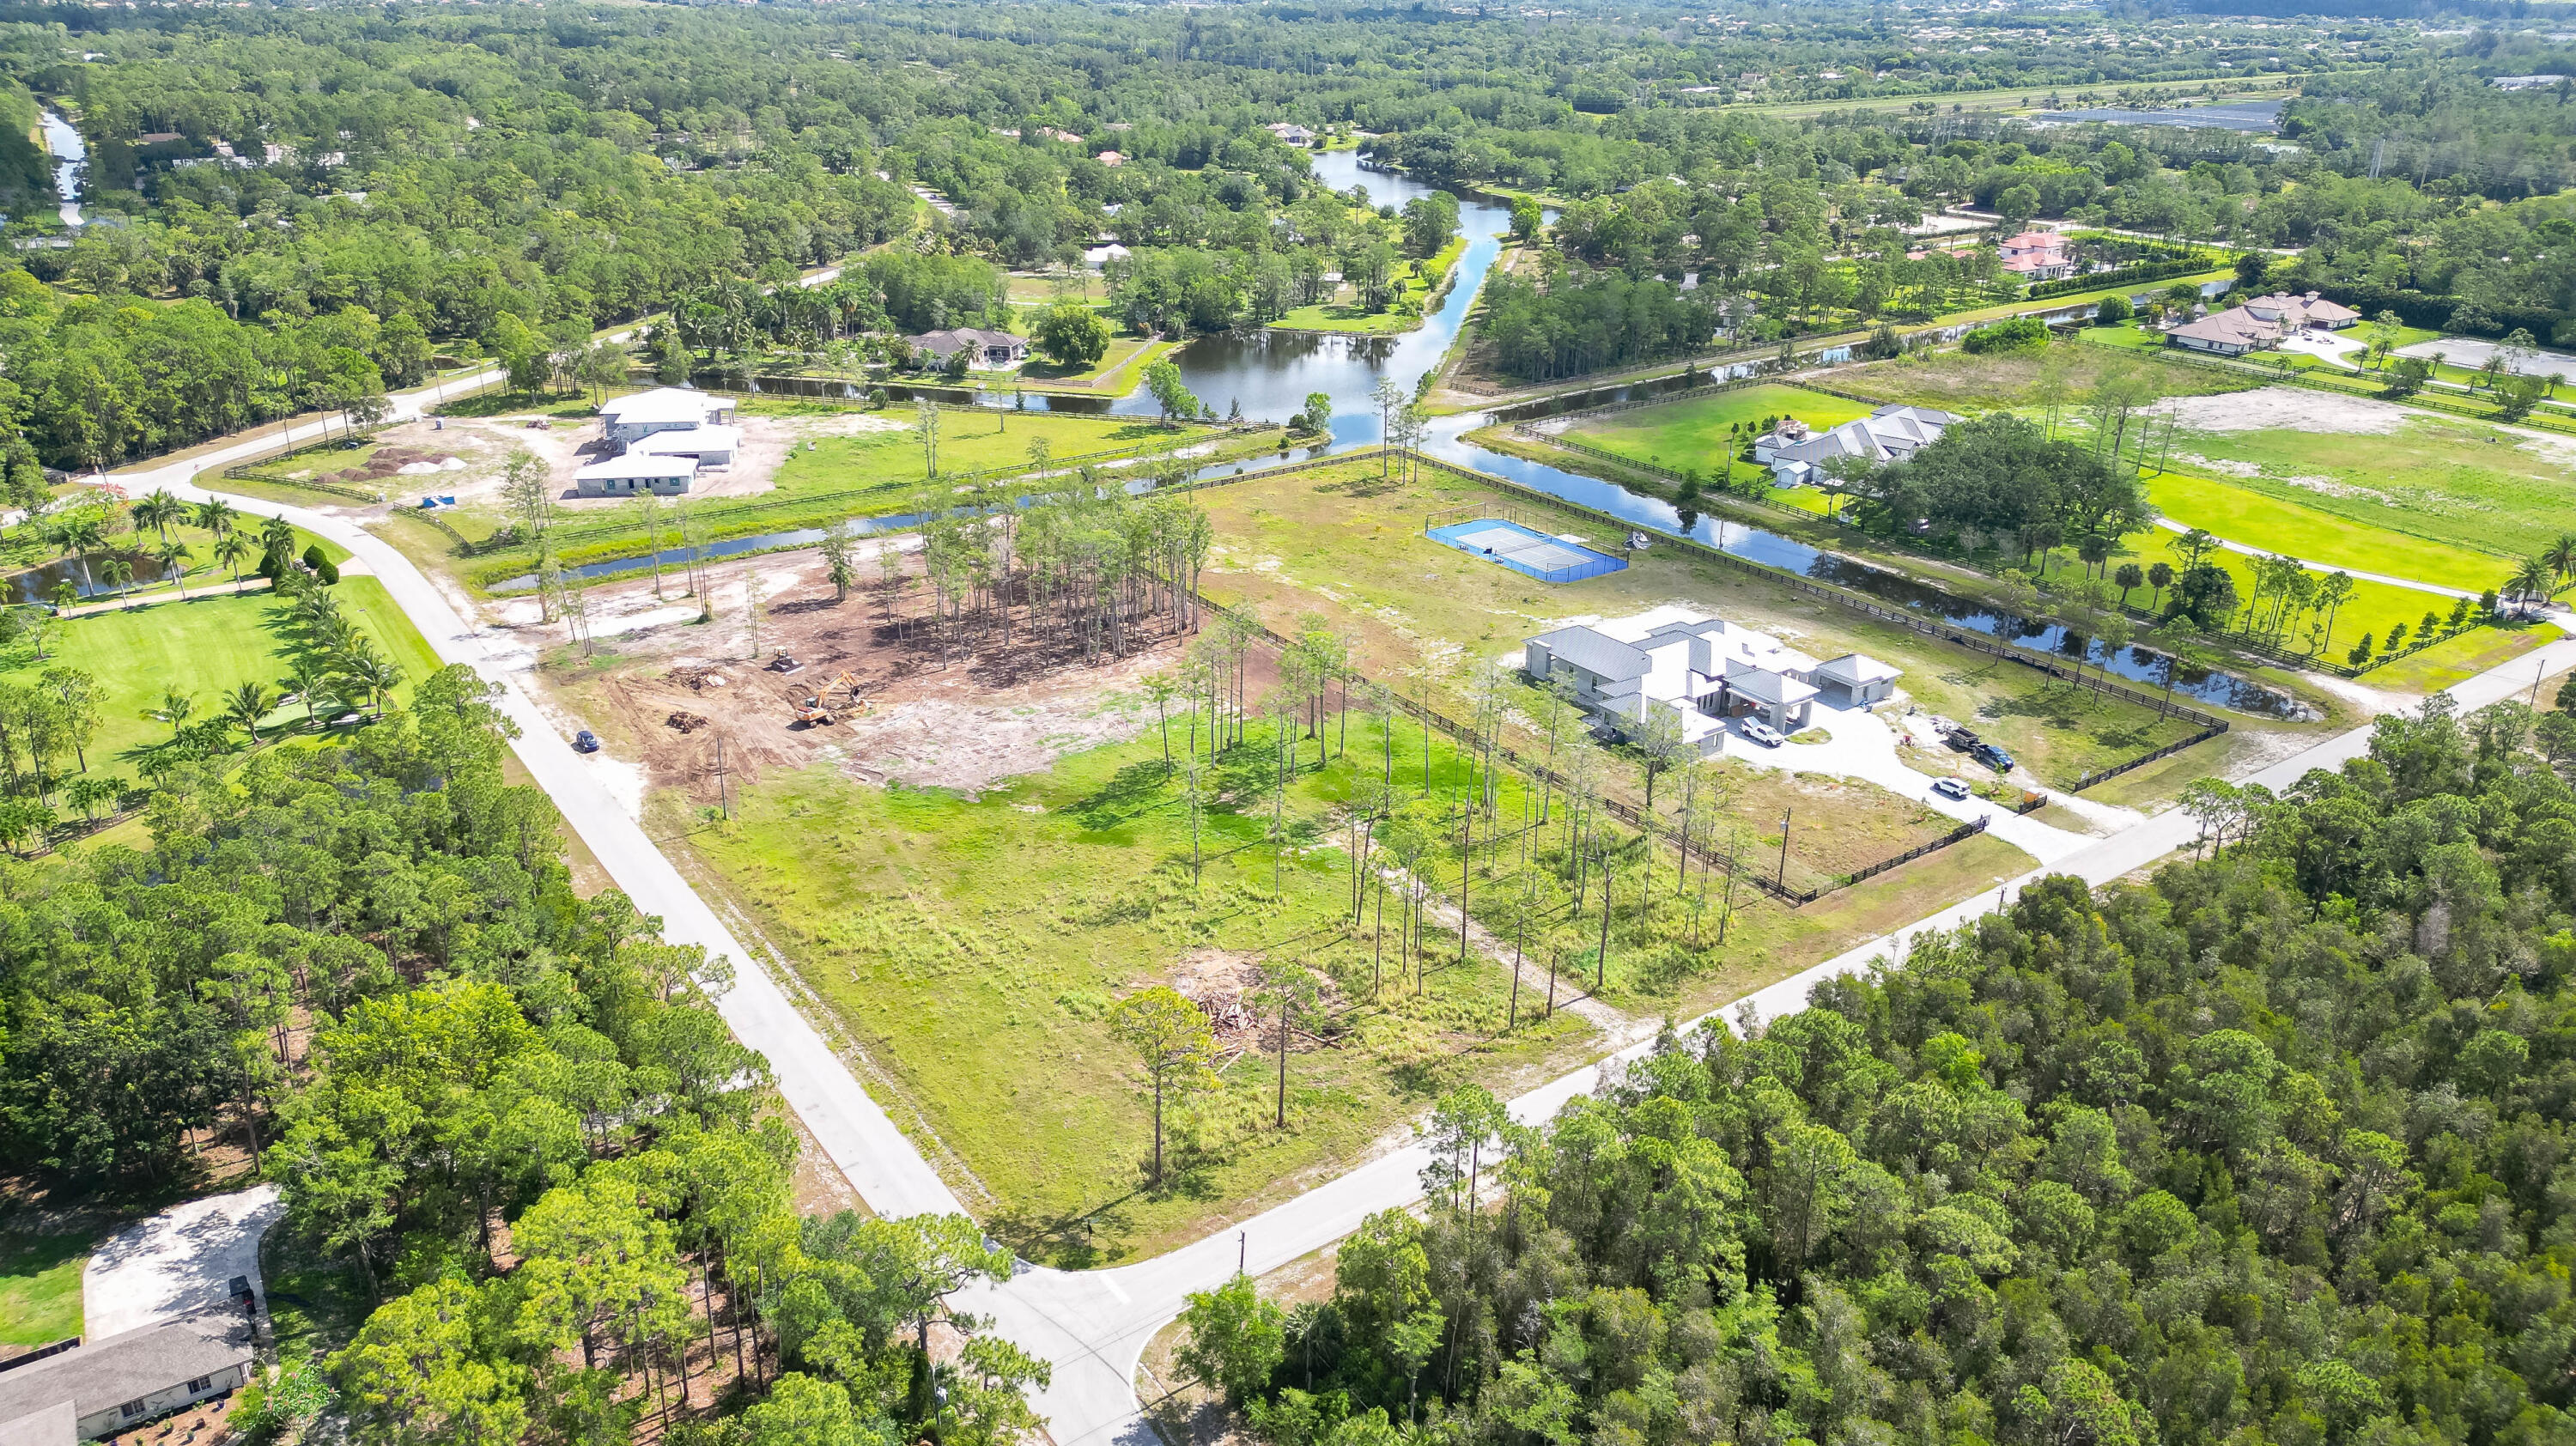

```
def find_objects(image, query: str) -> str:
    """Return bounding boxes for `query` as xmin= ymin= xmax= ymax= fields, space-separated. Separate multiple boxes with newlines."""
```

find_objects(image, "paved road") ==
xmin=105 ymin=369 xmax=2576 ymax=1446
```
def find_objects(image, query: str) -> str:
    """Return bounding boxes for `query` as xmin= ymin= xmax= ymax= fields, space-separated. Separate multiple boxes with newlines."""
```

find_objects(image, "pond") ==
xmin=6 ymin=551 xmax=177 ymax=606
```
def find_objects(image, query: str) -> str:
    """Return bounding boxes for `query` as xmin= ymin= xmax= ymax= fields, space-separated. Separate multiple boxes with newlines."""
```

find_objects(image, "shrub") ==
xmin=2093 ymin=293 xmax=2132 ymax=326
xmin=1962 ymin=316 xmax=2050 ymax=355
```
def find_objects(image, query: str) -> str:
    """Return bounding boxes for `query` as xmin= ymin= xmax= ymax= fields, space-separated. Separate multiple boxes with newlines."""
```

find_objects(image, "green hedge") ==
xmin=2026 ymin=256 xmax=2220 ymax=301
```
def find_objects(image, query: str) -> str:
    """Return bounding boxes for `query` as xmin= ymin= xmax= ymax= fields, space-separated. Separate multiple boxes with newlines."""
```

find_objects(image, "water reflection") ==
xmin=7 ymin=551 xmax=177 ymax=605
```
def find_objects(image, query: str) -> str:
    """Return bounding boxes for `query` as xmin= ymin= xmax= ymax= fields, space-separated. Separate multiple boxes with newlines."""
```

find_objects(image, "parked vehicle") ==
xmin=1931 ymin=776 xmax=1972 ymax=800
xmin=573 ymin=729 xmax=600 ymax=753
xmin=1741 ymin=719 xmax=1785 ymax=747
xmin=1972 ymin=742 xmax=2014 ymax=771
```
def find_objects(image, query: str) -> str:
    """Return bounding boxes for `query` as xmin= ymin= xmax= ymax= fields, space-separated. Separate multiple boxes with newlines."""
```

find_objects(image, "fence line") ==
xmin=2069 ymin=725 xmax=2228 ymax=793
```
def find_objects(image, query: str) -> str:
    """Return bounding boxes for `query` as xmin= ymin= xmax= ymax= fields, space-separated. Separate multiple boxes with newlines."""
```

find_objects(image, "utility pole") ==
xmin=1776 ymin=808 xmax=1793 ymax=890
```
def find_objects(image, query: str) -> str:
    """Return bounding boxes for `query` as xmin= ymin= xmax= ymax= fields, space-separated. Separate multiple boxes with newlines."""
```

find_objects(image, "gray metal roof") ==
xmin=1530 ymin=626 xmax=1649 ymax=681
xmin=0 ymin=1313 xmax=252 ymax=1427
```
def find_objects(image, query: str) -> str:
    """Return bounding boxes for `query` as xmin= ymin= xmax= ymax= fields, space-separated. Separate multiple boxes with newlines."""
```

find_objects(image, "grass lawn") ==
xmin=0 ymin=577 xmax=444 ymax=774
xmin=1007 ymin=272 xmax=1106 ymax=306
xmin=2157 ymin=407 xmax=2576 ymax=561
xmin=1840 ymin=337 xmax=2260 ymax=414
xmin=2365 ymin=621 xmax=2551 ymax=696
xmin=1271 ymin=237 xmax=1467 ymax=335
xmin=1193 ymin=459 xmax=2223 ymax=793
xmin=677 ymin=718 xmax=1603 ymax=1267
xmin=2142 ymin=469 xmax=2513 ymax=585
xmin=1558 ymin=384 xmax=1874 ymax=475
xmin=1019 ymin=336 xmax=1176 ymax=391
xmin=431 ymin=388 xmax=602 ymax=421
xmin=0 ymin=1230 xmax=87 ymax=1345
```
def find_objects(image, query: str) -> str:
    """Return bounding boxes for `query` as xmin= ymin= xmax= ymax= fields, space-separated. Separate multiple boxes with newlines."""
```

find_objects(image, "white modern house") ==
xmin=579 ymin=387 xmax=737 ymax=497
xmin=1528 ymin=610 xmax=1905 ymax=748
xmin=1753 ymin=404 xmax=1959 ymax=487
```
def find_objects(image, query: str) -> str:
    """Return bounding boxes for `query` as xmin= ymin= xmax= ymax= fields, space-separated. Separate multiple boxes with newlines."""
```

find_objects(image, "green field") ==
xmin=2158 ymin=408 xmax=2576 ymax=561
xmin=0 ymin=1231 xmax=87 ymax=1346
xmin=1558 ymin=384 xmax=1873 ymax=476
xmin=0 ymin=577 xmax=444 ymax=772
xmin=2143 ymin=469 xmax=2512 ymax=586
xmin=1840 ymin=337 xmax=2259 ymax=415
xmin=2035 ymin=534 xmax=2454 ymax=670
xmin=681 ymin=717 xmax=1598 ymax=1267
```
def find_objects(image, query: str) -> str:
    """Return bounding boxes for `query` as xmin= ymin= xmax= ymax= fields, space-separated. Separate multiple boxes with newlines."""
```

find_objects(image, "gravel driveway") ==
xmin=82 ymin=1185 xmax=282 ymax=1340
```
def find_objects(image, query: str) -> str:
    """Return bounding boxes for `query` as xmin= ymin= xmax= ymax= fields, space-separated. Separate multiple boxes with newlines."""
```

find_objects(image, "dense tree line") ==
xmin=1481 ymin=262 xmax=1721 ymax=382
xmin=1188 ymin=692 xmax=2576 ymax=1446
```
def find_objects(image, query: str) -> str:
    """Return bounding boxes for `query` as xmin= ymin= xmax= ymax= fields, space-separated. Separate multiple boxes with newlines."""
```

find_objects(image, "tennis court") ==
xmin=1426 ymin=517 xmax=1627 ymax=584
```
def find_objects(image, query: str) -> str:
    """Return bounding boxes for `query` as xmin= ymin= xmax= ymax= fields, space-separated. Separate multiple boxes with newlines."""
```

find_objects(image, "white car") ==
xmin=1930 ymin=776 xmax=1972 ymax=800
xmin=1740 ymin=719 xmax=1785 ymax=748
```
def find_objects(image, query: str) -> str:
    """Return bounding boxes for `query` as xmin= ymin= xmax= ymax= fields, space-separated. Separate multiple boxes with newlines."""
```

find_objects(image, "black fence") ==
xmin=2069 ymin=725 xmax=2230 ymax=793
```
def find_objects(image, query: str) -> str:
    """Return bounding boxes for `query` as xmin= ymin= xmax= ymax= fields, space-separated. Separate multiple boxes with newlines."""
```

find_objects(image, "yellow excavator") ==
xmin=793 ymin=696 xmax=835 ymax=727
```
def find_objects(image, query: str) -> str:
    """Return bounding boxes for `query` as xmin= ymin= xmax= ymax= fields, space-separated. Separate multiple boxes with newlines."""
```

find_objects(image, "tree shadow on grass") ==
xmin=1066 ymin=759 xmax=1181 ymax=830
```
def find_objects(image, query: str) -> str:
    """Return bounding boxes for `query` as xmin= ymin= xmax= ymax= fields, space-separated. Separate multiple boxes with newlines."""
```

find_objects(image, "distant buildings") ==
xmin=1264 ymin=122 xmax=1318 ymax=146
xmin=1753 ymin=404 xmax=1959 ymax=488
xmin=2165 ymin=290 xmax=2360 ymax=357
xmin=578 ymin=387 xmax=738 ymax=497
xmin=1525 ymin=609 xmax=1901 ymax=744
xmin=2490 ymin=74 xmax=2570 ymax=90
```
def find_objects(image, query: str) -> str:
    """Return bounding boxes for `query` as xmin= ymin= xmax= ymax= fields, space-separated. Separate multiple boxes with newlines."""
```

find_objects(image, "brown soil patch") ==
xmin=549 ymin=545 xmax=1213 ymax=801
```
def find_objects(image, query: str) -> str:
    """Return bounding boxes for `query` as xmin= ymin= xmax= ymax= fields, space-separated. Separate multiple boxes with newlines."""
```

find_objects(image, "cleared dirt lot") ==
xmin=536 ymin=543 xmax=1212 ymax=802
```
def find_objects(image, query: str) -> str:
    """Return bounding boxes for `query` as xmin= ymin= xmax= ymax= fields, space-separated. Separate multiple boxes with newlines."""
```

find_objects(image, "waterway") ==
xmin=636 ymin=149 xmax=2302 ymax=715
xmin=38 ymin=109 xmax=82 ymax=228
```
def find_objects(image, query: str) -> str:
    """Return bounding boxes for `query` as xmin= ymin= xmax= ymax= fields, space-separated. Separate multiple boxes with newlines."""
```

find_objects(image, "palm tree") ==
xmin=284 ymin=656 xmax=334 ymax=726
xmin=224 ymin=680 xmax=275 ymax=742
xmin=259 ymin=515 xmax=296 ymax=570
xmin=156 ymin=541 xmax=193 ymax=599
xmin=214 ymin=531 xmax=256 ymax=587
xmin=95 ymin=556 xmax=133 ymax=600
xmin=2508 ymin=556 xmax=2556 ymax=610
xmin=157 ymin=688 xmax=196 ymax=739
xmin=194 ymin=497 xmax=239 ymax=538
xmin=339 ymin=641 xmax=400 ymax=716
xmin=2546 ymin=532 xmax=2576 ymax=582
xmin=133 ymin=489 xmax=181 ymax=544
xmin=57 ymin=515 xmax=104 ymax=592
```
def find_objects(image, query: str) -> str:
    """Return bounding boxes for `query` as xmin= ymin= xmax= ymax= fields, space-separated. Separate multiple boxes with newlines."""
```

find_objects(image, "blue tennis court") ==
xmin=1427 ymin=518 xmax=1626 ymax=584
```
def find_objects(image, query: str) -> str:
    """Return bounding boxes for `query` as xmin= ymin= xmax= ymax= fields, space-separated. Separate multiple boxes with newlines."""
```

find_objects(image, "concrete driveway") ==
xmin=1699 ymin=700 xmax=2099 ymax=866
xmin=82 ymin=1184 xmax=281 ymax=1340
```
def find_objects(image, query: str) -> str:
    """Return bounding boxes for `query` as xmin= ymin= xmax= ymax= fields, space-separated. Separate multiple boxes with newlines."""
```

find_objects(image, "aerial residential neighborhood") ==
xmin=0 ymin=4 xmax=2573 ymax=1446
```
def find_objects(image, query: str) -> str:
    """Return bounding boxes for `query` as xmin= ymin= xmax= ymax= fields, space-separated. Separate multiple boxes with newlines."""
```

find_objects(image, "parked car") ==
xmin=1943 ymin=726 xmax=1982 ymax=753
xmin=1740 ymin=719 xmax=1786 ymax=748
xmin=573 ymin=729 xmax=600 ymax=753
xmin=1930 ymin=776 xmax=1972 ymax=801
xmin=1972 ymin=742 xmax=2014 ymax=771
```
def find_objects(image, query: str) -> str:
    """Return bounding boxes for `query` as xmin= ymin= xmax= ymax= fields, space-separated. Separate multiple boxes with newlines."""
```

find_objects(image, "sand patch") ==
xmin=2150 ymin=389 xmax=2405 ymax=434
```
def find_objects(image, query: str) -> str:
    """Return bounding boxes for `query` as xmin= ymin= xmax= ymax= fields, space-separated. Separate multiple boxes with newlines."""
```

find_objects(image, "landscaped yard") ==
xmin=1271 ymin=236 xmax=1467 ymax=335
xmin=0 ymin=578 xmax=444 ymax=772
xmin=1556 ymin=383 xmax=1874 ymax=477
xmin=1018 ymin=335 xmax=1176 ymax=390
xmin=1190 ymin=458 xmax=2227 ymax=793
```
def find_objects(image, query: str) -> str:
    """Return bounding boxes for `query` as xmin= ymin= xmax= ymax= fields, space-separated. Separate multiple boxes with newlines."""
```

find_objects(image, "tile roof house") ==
xmin=1264 ymin=122 xmax=1318 ymax=146
xmin=1525 ymin=609 xmax=1895 ymax=739
xmin=2164 ymin=291 xmax=2360 ymax=356
xmin=1753 ymin=404 xmax=1960 ymax=487
xmin=1998 ymin=228 xmax=2074 ymax=281
xmin=0 ymin=1309 xmax=254 ymax=1443
xmin=907 ymin=327 xmax=1029 ymax=367
xmin=579 ymin=387 xmax=736 ymax=496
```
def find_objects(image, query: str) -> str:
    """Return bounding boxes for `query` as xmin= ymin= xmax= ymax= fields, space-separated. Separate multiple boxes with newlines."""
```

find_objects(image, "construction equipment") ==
xmin=767 ymin=652 xmax=806 ymax=675
xmin=829 ymin=670 xmax=874 ymax=716
xmin=793 ymin=696 xmax=835 ymax=727
xmin=666 ymin=711 xmax=711 ymax=734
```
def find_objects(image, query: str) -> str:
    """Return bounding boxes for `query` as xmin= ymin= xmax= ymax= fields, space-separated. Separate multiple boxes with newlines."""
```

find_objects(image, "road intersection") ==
xmin=103 ymin=375 xmax=2576 ymax=1446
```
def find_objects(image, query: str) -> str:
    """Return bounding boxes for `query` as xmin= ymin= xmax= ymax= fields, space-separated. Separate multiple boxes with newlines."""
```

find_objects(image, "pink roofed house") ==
xmin=1998 ymin=228 xmax=2074 ymax=282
